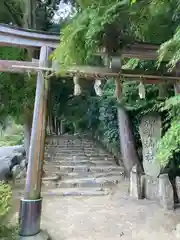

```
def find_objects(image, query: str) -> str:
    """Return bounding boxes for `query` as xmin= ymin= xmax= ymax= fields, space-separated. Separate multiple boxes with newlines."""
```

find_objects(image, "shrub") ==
xmin=0 ymin=182 xmax=12 ymax=220
xmin=0 ymin=182 xmax=18 ymax=240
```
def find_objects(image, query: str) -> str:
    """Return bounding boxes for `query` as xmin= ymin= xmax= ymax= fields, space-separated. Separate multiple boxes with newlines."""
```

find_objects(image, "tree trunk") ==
xmin=174 ymin=84 xmax=180 ymax=94
xmin=158 ymin=83 xmax=168 ymax=99
xmin=117 ymin=106 xmax=142 ymax=175
xmin=24 ymin=114 xmax=32 ymax=163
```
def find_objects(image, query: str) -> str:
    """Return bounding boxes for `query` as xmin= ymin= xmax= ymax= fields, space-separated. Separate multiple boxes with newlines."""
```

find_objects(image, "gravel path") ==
xmin=27 ymin=181 xmax=180 ymax=240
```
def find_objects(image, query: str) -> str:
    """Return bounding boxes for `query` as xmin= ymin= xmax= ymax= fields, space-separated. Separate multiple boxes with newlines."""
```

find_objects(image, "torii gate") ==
xmin=0 ymin=24 xmax=59 ymax=239
xmin=0 ymin=23 xmax=179 ymax=239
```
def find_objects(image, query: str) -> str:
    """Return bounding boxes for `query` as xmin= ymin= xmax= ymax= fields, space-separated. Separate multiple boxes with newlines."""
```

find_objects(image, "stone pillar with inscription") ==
xmin=139 ymin=113 xmax=174 ymax=208
xmin=139 ymin=113 xmax=161 ymax=178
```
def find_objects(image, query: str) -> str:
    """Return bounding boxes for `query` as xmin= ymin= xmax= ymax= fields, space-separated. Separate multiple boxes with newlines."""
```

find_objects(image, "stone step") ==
xmin=45 ymin=150 xmax=85 ymax=154
xmin=45 ymin=141 xmax=96 ymax=144
xmin=45 ymin=147 xmax=107 ymax=155
xmin=42 ymin=172 xmax=124 ymax=182
xmin=45 ymin=146 xmax=98 ymax=149
xmin=45 ymin=156 xmax=113 ymax=161
xmin=46 ymin=158 xmax=116 ymax=163
xmin=44 ymin=165 xmax=123 ymax=173
xmin=43 ymin=166 xmax=124 ymax=177
xmin=13 ymin=187 xmax=109 ymax=198
xmin=46 ymin=139 xmax=94 ymax=142
xmin=43 ymin=187 xmax=109 ymax=196
xmin=45 ymin=142 xmax=93 ymax=145
xmin=44 ymin=155 xmax=90 ymax=160
xmin=60 ymin=171 xmax=124 ymax=180
xmin=45 ymin=143 xmax=103 ymax=146
xmin=44 ymin=136 xmax=124 ymax=192
xmin=43 ymin=169 xmax=123 ymax=179
xmin=47 ymin=160 xmax=116 ymax=166
xmin=56 ymin=175 xmax=124 ymax=188
xmin=48 ymin=156 xmax=114 ymax=161
xmin=45 ymin=153 xmax=112 ymax=158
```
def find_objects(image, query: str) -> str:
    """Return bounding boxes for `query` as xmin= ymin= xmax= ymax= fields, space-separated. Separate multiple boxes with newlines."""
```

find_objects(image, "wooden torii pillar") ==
xmin=0 ymin=24 xmax=59 ymax=238
xmin=19 ymin=46 xmax=52 ymax=238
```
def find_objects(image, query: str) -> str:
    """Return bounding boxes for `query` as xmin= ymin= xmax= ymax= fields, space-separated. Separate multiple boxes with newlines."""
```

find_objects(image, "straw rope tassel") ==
xmin=94 ymin=79 xmax=103 ymax=96
xmin=138 ymin=81 xmax=146 ymax=99
xmin=73 ymin=75 xmax=81 ymax=96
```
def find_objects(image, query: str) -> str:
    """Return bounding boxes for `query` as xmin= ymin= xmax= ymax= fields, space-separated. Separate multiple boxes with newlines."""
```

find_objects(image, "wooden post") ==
xmin=110 ymin=57 xmax=142 ymax=175
xmin=174 ymin=63 xmax=180 ymax=94
xmin=19 ymin=46 xmax=52 ymax=237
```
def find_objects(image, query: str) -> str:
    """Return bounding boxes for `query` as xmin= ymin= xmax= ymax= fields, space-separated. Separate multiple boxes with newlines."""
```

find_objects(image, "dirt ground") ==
xmin=12 ymin=181 xmax=180 ymax=240
xmin=41 ymin=181 xmax=180 ymax=240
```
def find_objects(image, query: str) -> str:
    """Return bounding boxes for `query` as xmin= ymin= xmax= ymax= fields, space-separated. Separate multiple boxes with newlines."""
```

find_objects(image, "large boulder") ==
xmin=0 ymin=145 xmax=26 ymax=181
xmin=0 ymin=157 xmax=11 ymax=181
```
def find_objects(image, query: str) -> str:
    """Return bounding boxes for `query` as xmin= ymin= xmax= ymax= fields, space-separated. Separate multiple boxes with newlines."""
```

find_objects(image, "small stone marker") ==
xmin=130 ymin=164 xmax=142 ymax=199
xmin=176 ymin=176 xmax=180 ymax=202
xmin=139 ymin=113 xmax=161 ymax=178
xmin=159 ymin=174 xmax=174 ymax=210
xmin=143 ymin=175 xmax=159 ymax=201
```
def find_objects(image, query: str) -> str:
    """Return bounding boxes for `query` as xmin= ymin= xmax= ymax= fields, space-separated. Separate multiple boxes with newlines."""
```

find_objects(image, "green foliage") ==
xmin=36 ymin=0 xmax=62 ymax=31
xmin=146 ymin=0 xmax=180 ymax=69
xmin=0 ymin=224 xmax=18 ymax=240
xmin=0 ymin=181 xmax=18 ymax=240
xmin=52 ymin=0 xmax=179 ymax=168
xmin=0 ymin=1 xmax=61 ymax=125
xmin=53 ymin=0 xmax=179 ymax=70
xmin=0 ymin=122 xmax=24 ymax=146
xmin=156 ymin=119 xmax=180 ymax=167
xmin=50 ymin=77 xmax=165 ymax=157
xmin=0 ymin=47 xmax=36 ymax=124
xmin=52 ymin=0 xmax=131 ymax=69
xmin=156 ymin=95 xmax=180 ymax=167
xmin=0 ymin=182 xmax=12 ymax=220
xmin=132 ymin=0 xmax=179 ymax=43
xmin=158 ymin=27 xmax=180 ymax=70
xmin=96 ymin=96 xmax=119 ymax=154
xmin=0 ymin=0 xmax=23 ymax=25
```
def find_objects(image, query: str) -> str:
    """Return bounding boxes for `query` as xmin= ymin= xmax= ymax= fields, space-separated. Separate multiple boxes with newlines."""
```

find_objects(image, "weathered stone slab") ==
xmin=139 ymin=113 xmax=161 ymax=178
xmin=176 ymin=176 xmax=180 ymax=202
xmin=130 ymin=164 xmax=142 ymax=199
xmin=159 ymin=174 xmax=174 ymax=210
xmin=143 ymin=175 xmax=159 ymax=201
xmin=142 ymin=174 xmax=174 ymax=209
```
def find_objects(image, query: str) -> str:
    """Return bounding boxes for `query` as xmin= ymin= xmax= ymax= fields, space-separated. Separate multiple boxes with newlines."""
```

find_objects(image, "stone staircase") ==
xmin=42 ymin=135 xmax=124 ymax=196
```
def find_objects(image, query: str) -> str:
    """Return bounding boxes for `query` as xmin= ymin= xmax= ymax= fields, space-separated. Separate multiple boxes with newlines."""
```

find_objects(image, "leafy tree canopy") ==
xmin=0 ymin=0 xmax=61 ymax=125
xmin=52 ymin=0 xmax=180 ymax=69
xmin=51 ymin=0 xmax=180 ymax=169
